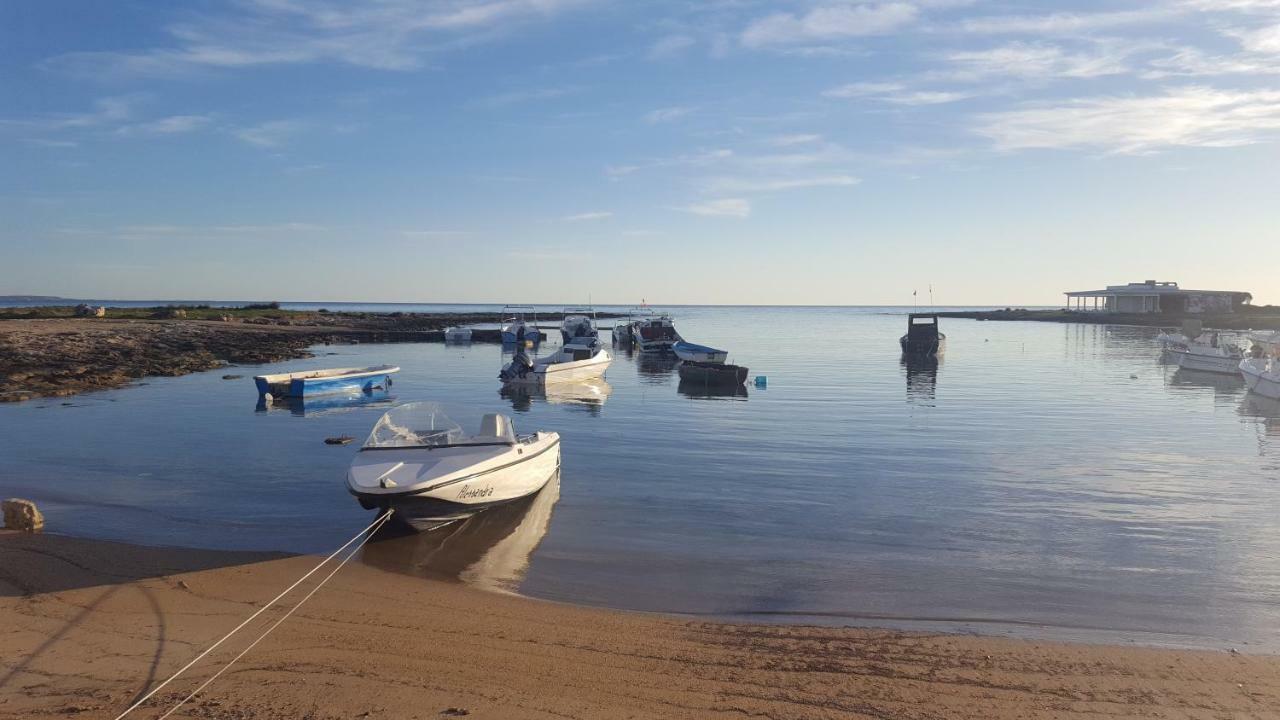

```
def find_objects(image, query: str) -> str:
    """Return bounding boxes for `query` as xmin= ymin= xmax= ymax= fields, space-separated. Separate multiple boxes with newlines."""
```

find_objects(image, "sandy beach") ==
xmin=3 ymin=531 xmax=1278 ymax=720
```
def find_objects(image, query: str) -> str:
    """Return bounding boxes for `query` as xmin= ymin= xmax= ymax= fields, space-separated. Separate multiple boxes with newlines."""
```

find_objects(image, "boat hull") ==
xmin=502 ymin=348 xmax=611 ymax=386
xmin=351 ymin=438 xmax=561 ymax=532
xmin=1241 ymin=359 xmax=1280 ymax=399
xmin=254 ymin=366 xmax=399 ymax=398
xmin=1172 ymin=350 xmax=1241 ymax=375
xmin=900 ymin=335 xmax=946 ymax=356
xmin=673 ymin=342 xmax=727 ymax=364
xmin=678 ymin=361 xmax=748 ymax=386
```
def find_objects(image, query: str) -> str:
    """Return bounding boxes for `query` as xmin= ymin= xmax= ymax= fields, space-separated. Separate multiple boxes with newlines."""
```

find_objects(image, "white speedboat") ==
xmin=1250 ymin=330 xmax=1280 ymax=358
xmin=347 ymin=402 xmax=560 ymax=531
xmin=500 ymin=305 xmax=540 ymax=345
xmin=672 ymin=340 xmax=727 ymax=364
xmin=1169 ymin=333 xmax=1246 ymax=375
xmin=561 ymin=307 xmax=600 ymax=347
xmin=444 ymin=326 xmax=472 ymax=343
xmin=1241 ymin=358 xmax=1280 ymax=400
xmin=1155 ymin=330 xmax=1192 ymax=350
xmin=631 ymin=312 xmax=681 ymax=353
xmin=499 ymin=342 xmax=611 ymax=385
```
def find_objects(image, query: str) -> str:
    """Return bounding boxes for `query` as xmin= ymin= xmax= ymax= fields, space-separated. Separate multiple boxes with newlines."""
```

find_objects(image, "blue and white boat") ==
xmin=254 ymin=365 xmax=399 ymax=398
xmin=672 ymin=340 xmax=727 ymax=364
xmin=500 ymin=305 xmax=540 ymax=345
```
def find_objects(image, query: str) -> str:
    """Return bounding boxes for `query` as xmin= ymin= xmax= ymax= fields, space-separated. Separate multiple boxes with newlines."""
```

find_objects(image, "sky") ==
xmin=3 ymin=0 xmax=1279 ymax=306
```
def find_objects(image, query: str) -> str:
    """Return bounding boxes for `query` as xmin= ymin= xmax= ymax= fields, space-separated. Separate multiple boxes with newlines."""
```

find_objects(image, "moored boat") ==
xmin=672 ymin=340 xmax=728 ymax=364
xmin=1169 ymin=333 xmax=1245 ymax=375
xmin=560 ymin=307 xmax=600 ymax=347
xmin=347 ymin=402 xmax=560 ymax=531
xmin=631 ymin=312 xmax=681 ymax=353
xmin=254 ymin=365 xmax=399 ymax=398
xmin=499 ymin=342 xmax=611 ymax=385
xmin=1241 ymin=358 xmax=1280 ymax=400
xmin=500 ymin=305 xmax=540 ymax=345
xmin=677 ymin=360 xmax=748 ymax=386
xmin=444 ymin=326 xmax=473 ymax=343
xmin=900 ymin=314 xmax=946 ymax=356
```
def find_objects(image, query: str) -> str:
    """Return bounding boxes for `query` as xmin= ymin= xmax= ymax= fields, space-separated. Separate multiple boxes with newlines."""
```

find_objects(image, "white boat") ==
xmin=1241 ymin=358 xmax=1280 ymax=400
xmin=444 ymin=326 xmax=472 ymax=343
xmin=672 ymin=340 xmax=728 ymax=364
xmin=630 ymin=312 xmax=681 ymax=353
xmin=1250 ymin=330 xmax=1280 ymax=358
xmin=500 ymin=305 xmax=540 ymax=345
xmin=347 ymin=402 xmax=560 ymax=531
xmin=1155 ymin=330 xmax=1192 ymax=350
xmin=560 ymin=307 xmax=600 ymax=347
xmin=499 ymin=342 xmax=611 ymax=385
xmin=1169 ymin=333 xmax=1246 ymax=375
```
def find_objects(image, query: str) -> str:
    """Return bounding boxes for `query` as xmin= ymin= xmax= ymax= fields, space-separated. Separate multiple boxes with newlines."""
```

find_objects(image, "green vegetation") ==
xmin=0 ymin=305 xmax=323 ymax=321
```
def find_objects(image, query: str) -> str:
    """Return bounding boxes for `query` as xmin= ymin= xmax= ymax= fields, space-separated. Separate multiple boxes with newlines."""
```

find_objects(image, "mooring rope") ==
xmin=112 ymin=510 xmax=393 ymax=720
xmin=154 ymin=509 xmax=393 ymax=719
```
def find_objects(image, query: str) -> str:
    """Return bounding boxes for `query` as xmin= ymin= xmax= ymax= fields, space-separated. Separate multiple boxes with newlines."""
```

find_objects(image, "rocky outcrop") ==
xmin=3 ymin=498 xmax=44 ymax=532
xmin=73 ymin=304 xmax=105 ymax=318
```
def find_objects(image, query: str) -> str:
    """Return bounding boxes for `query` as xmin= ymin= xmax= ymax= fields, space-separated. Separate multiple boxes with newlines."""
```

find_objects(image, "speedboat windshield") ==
xmin=365 ymin=402 xmax=464 ymax=448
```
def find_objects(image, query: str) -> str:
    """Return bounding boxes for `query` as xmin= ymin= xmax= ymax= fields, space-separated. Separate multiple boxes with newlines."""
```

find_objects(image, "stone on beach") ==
xmin=3 ymin=498 xmax=44 ymax=532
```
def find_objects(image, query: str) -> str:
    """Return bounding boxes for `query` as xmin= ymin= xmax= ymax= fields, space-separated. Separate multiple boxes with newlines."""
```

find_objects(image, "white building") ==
xmin=1064 ymin=281 xmax=1252 ymax=315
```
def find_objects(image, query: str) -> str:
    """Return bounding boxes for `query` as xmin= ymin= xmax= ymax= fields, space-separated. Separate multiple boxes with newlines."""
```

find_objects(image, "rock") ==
xmin=440 ymin=709 xmax=469 ymax=717
xmin=222 ymin=374 xmax=244 ymax=380
xmin=74 ymin=304 xmax=105 ymax=318
xmin=153 ymin=307 xmax=187 ymax=319
xmin=324 ymin=436 xmax=356 ymax=445
xmin=3 ymin=498 xmax=45 ymax=532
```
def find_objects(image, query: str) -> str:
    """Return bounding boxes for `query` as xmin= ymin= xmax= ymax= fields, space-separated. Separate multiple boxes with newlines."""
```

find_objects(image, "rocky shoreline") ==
xmin=933 ymin=307 xmax=1280 ymax=330
xmin=0 ymin=308 xmax=617 ymax=402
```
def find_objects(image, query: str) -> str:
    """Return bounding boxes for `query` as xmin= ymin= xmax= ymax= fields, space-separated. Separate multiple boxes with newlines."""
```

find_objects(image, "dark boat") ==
xmin=900 ymin=313 xmax=946 ymax=356
xmin=677 ymin=360 xmax=749 ymax=386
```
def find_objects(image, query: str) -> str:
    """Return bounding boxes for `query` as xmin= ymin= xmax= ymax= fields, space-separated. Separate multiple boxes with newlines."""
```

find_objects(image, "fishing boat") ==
xmin=677 ymin=360 xmax=749 ymax=387
xmin=611 ymin=306 xmax=648 ymax=346
xmin=444 ymin=326 xmax=473 ymax=343
xmin=1241 ymin=358 xmax=1280 ymax=400
xmin=500 ymin=305 xmax=540 ymax=345
xmin=631 ymin=312 xmax=681 ymax=353
xmin=560 ymin=307 xmax=600 ymax=347
xmin=672 ymin=340 xmax=728 ymax=364
xmin=499 ymin=342 xmax=611 ymax=385
xmin=254 ymin=365 xmax=399 ymax=398
xmin=900 ymin=314 xmax=946 ymax=356
xmin=347 ymin=402 xmax=560 ymax=531
xmin=1169 ymin=333 xmax=1246 ymax=375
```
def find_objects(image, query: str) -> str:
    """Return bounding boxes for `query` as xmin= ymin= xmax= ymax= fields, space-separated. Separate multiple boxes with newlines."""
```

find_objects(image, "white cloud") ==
xmin=946 ymin=42 xmax=1134 ymax=80
xmin=702 ymin=175 xmax=860 ymax=194
xmin=21 ymin=138 xmax=79 ymax=148
xmin=649 ymin=34 xmax=696 ymax=60
xmin=974 ymin=85 xmax=1280 ymax=153
xmin=117 ymin=114 xmax=212 ymax=136
xmin=235 ymin=120 xmax=302 ymax=147
xmin=1233 ymin=23 xmax=1280 ymax=54
xmin=644 ymin=106 xmax=693 ymax=124
xmin=771 ymin=133 xmax=823 ymax=146
xmin=954 ymin=9 xmax=1172 ymax=36
xmin=679 ymin=198 xmax=751 ymax=217
xmin=562 ymin=211 xmax=613 ymax=221
xmin=824 ymin=81 xmax=973 ymax=104
xmin=742 ymin=3 xmax=919 ymax=48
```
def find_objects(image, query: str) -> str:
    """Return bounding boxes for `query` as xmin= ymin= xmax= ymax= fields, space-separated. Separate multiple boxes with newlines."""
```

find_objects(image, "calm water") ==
xmin=3 ymin=306 xmax=1279 ymax=650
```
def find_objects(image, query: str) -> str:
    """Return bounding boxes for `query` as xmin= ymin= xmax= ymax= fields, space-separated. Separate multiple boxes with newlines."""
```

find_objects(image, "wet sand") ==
xmin=3 ymin=531 xmax=1278 ymax=719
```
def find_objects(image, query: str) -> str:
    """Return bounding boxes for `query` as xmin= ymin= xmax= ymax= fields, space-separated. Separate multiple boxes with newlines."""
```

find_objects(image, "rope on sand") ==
xmin=113 ymin=510 xmax=394 ymax=719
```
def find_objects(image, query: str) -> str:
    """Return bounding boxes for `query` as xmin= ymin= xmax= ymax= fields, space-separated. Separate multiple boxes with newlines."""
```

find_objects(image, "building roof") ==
xmin=1065 ymin=281 xmax=1251 ymax=300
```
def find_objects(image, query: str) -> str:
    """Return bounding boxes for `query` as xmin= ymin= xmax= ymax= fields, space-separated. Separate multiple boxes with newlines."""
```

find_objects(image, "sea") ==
xmin=2 ymin=302 xmax=1278 ymax=651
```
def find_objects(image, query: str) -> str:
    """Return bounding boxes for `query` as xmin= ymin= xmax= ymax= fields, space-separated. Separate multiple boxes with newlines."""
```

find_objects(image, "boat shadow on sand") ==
xmin=359 ymin=471 xmax=561 ymax=594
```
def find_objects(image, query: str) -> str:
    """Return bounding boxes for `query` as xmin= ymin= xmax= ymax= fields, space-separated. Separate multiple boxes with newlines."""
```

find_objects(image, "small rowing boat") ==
xmin=672 ymin=340 xmax=728 ymax=364
xmin=677 ymin=360 xmax=748 ymax=387
xmin=254 ymin=365 xmax=399 ymax=398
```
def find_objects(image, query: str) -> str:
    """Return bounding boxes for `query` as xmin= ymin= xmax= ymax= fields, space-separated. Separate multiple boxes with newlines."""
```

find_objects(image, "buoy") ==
xmin=754 ymin=376 xmax=767 ymax=388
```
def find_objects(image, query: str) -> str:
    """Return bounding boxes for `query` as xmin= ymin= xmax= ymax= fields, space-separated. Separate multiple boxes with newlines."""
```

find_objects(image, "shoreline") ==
xmin=4 ymin=531 xmax=1279 ymax=719
xmin=935 ymin=307 xmax=1280 ymax=329
xmin=0 ymin=308 xmax=619 ymax=402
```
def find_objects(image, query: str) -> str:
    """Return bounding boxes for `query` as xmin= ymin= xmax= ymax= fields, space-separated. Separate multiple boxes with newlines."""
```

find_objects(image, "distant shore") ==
xmin=0 ymin=306 xmax=619 ymax=402
xmin=4 ymin=530 xmax=1277 ymax=719
xmin=934 ymin=307 xmax=1280 ymax=330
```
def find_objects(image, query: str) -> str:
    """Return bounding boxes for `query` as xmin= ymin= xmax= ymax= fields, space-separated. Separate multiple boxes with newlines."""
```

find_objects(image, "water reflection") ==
xmin=254 ymin=390 xmax=396 ymax=416
xmin=901 ymin=355 xmax=939 ymax=404
xmin=360 ymin=472 xmax=560 ymax=593
xmin=1167 ymin=368 xmax=1245 ymax=398
xmin=500 ymin=380 xmax=613 ymax=413
xmin=1239 ymin=394 xmax=1280 ymax=454
xmin=677 ymin=379 xmax=748 ymax=400
xmin=635 ymin=354 xmax=679 ymax=383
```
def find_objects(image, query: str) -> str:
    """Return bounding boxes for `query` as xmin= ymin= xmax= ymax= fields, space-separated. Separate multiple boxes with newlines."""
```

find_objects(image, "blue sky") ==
xmin=3 ymin=0 xmax=1279 ymax=305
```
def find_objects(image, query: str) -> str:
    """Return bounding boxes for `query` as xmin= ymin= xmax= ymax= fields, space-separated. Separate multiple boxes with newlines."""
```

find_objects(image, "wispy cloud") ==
xmin=946 ymin=41 xmax=1136 ymax=80
xmin=648 ymin=34 xmax=696 ymax=60
xmin=975 ymin=85 xmax=1280 ymax=153
xmin=402 ymin=230 xmax=472 ymax=238
xmin=678 ymin=198 xmax=751 ymax=217
xmin=21 ymin=138 xmax=79 ymax=148
xmin=770 ymin=133 xmax=823 ymax=146
xmin=478 ymin=86 xmax=579 ymax=108
xmin=116 ymin=114 xmax=212 ymax=136
xmin=702 ymin=175 xmax=860 ymax=194
xmin=234 ymin=120 xmax=302 ymax=147
xmin=824 ymin=81 xmax=974 ymax=105
xmin=742 ymin=3 xmax=919 ymax=48
xmin=644 ymin=106 xmax=694 ymax=124
xmin=953 ymin=9 xmax=1173 ymax=36
xmin=563 ymin=211 xmax=612 ymax=221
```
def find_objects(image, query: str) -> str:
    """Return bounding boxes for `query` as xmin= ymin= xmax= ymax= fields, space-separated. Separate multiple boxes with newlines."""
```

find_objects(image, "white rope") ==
xmin=155 ymin=510 xmax=392 ymax=719
xmin=113 ymin=510 xmax=393 ymax=720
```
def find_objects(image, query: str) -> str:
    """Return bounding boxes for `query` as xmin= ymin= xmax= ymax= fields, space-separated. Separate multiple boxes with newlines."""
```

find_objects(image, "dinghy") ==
xmin=347 ymin=402 xmax=560 ymax=531
xmin=673 ymin=340 xmax=728 ymax=364
xmin=1241 ymin=358 xmax=1280 ymax=400
xmin=499 ymin=342 xmax=611 ymax=385
xmin=254 ymin=365 xmax=398 ymax=398
xmin=677 ymin=360 xmax=749 ymax=387
xmin=444 ymin=326 xmax=473 ymax=343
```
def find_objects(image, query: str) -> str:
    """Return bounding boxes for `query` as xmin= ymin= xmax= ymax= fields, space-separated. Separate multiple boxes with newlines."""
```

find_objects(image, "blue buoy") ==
xmin=754 ymin=376 xmax=767 ymax=388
